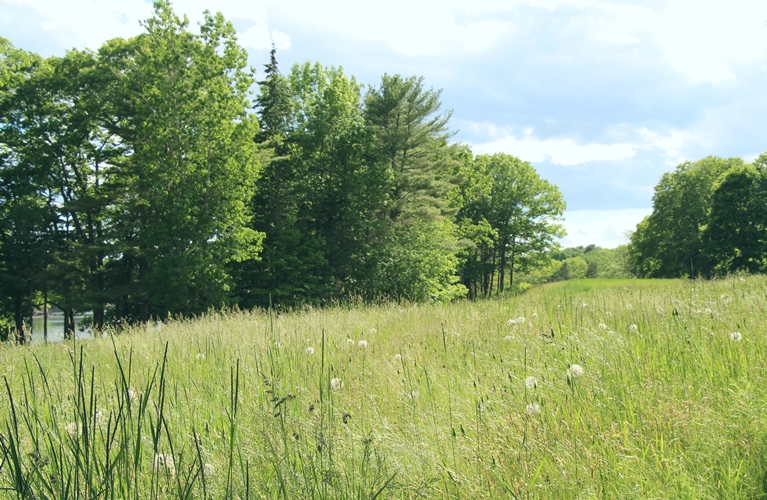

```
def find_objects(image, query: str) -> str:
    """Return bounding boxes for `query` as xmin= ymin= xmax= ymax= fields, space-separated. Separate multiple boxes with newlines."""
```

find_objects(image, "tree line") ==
xmin=0 ymin=1 xmax=565 ymax=341
xmin=628 ymin=155 xmax=767 ymax=278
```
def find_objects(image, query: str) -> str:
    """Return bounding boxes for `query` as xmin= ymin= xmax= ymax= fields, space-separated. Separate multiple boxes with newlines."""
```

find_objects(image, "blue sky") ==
xmin=3 ymin=0 xmax=766 ymax=247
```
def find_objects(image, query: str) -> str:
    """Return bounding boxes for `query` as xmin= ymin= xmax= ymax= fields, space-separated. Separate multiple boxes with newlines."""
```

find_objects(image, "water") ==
xmin=28 ymin=313 xmax=95 ymax=344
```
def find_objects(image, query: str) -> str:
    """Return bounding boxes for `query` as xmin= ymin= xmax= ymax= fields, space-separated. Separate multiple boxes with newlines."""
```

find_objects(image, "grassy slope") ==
xmin=1 ymin=276 xmax=766 ymax=498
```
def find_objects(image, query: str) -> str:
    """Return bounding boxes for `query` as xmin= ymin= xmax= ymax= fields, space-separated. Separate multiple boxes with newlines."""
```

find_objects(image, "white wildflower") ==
xmin=504 ymin=336 xmax=513 ymax=341
xmin=531 ymin=313 xmax=538 ymax=318
xmin=394 ymin=353 xmax=402 ymax=361
xmin=507 ymin=317 xmax=526 ymax=325
xmin=127 ymin=388 xmax=138 ymax=402
xmin=582 ymin=303 xmax=588 ymax=308
xmin=629 ymin=324 xmax=638 ymax=332
xmin=569 ymin=364 xmax=585 ymax=378
xmin=346 ymin=338 xmax=355 ymax=345
xmin=358 ymin=340 xmax=368 ymax=348
xmin=370 ymin=328 xmax=377 ymax=334
xmin=195 ymin=353 xmax=205 ymax=361
xmin=154 ymin=453 xmax=175 ymax=477
xmin=526 ymin=403 xmax=541 ymax=415
xmin=730 ymin=331 xmax=742 ymax=342
xmin=704 ymin=308 xmax=713 ymax=314
xmin=525 ymin=376 xmax=538 ymax=389
xmin=305 ymin=347 xmax=315 ymax=355
xmin=598 ymin=323 xmax=607 ymax=330
xmin=330 ymin=377 xmax=342 ymax=390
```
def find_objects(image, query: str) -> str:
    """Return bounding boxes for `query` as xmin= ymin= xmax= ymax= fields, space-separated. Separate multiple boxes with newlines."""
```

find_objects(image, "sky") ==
xmin=3 ymin=0 xmax=766 ymax=248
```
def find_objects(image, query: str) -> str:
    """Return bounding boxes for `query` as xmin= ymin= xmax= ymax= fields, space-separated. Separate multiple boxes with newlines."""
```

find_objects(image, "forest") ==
xmin=0 ymin=2 xmax=567 ymax=340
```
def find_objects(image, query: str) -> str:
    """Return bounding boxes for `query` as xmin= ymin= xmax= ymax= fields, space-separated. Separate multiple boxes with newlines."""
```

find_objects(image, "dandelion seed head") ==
xmin=504 ymin=336 xmax=513 ymax=341
xmin=65 ymin=422 xmax=79 ymax=437
xmin=127 ymin=388 xmax=138 ymax=402
xmin=629 ymin=324 xmax=638 ymax=332
xmin=704 ymin=308 xmax=713 ymax=314
xmin=154 ymin=453 xmax=175 ymax=477
xmin=526 ymin=403 xmax=541 ymax=415
xmin=346 ymin=338 xmax=354 ymax=345
xmin=730 ymin=331 xmax=742 ymax=341
xmin=203 ymin=463 xmax=215 ymax=477
xmin=195 ymin=353 xmax=205 ymax=361
xmin=330 ymin=377 xmax=342 ymax=390
xmin=531 ymin=313 xmax=538 ymax=318
xmin=305 ymin=347 xmax=315 ymax=355
xmin=525 ymin=376 xmax=538 ymax=389
xmin=394 ymin=353 xmax=402 ymax=361
xmin=358 ymin=340 xmax=368 ymax=348
xmin=569 ymin=364 xmax=585 ymax=378
xmin=370 ymin=328 xmax=377 ymax=334
xmin=598 ymin=323 xmax=607 ymax=330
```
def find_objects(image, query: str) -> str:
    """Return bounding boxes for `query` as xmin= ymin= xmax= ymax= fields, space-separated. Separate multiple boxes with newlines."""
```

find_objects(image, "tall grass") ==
xmin=1 ymin=275 xmax=766 ymax=498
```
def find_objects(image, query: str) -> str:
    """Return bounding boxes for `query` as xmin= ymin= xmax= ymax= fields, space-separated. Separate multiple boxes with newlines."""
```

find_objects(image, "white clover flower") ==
xmin=65 ymin=422 xmax=79 ymax=437
xmin=526 ymin=403 xmax=541 ymax=415
xmin=394 ymin=353 xmax=402 ymax=361
xmin=629 ymin=324 xmax=638 ymax=332
xmin=598 ymin=323 xmax=607 ymax=330
xmin=525 ymin=376 xmax=538 ymax=389
xmin=305 ymin=347 xmax=315 ymax=355
xmin=358 ymin=340 xmax=368 ymax=348
xmin=346 ymin=338 xmax=355 ymax=345
xmin=154 ymin=453 xmax=175 ymax=477
xmin=569 ymin=364 xmax=585 ymax=378
xmin=730 ymin=331 xmax=742 ymax=341
xmin=195 ymin=353 xmax=205 ymax=361
xmin=330 ymin=377 xmax=342 ymax=390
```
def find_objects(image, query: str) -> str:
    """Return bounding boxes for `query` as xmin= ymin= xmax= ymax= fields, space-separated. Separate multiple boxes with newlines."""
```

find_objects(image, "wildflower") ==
xmin=730 ymin=331 xmax=742 ymax=341
xmin=394 ymin=353 xmax=402 ymax=361
xmin=195 ymin=353 xmax=205 ymax=361
xmin=358 ymin=340 xmax=368 ymax=348
xmin=507 ymin=317 xmax=525 ymax=325
xmin=330 ymin=377 xmax=342 ymax=390
xmin=532 ymin=313 xmax=538 ymax=318
xmin=526 ymin=403 xmax=541 ymax=415
xmin=65 ymin=422 xmax=79 ymax=437
xmin=504 ymin=336 xmax=513 ymax=341
xmin=370 ymin=328 xmax=377 ymax=334
xmin=305 ymin=347 xmax=315 ymax=355
xmin=629 ymin=324 xmax=638 ymax=332
xmin=127 ymin=388 xmax=138 ymax=402
xmin=569 ymin=364 xmax=585 ymax=378
xmin=409 ymin=390 xmax=419 ymax=400
xmin=582 ymin=303 xmax=588 ymax=308
xmin=154 ymin=453 xmax=175 ymax=477
xmin=704 ymin=308 xmax=712 ymax=314
xmin=346 ymin=338 xmax=355 ymax=345
xmin=525 ymin=376 xmax=538 ymax=389
xmin=598 ymin=323 xmax=607 ymax=330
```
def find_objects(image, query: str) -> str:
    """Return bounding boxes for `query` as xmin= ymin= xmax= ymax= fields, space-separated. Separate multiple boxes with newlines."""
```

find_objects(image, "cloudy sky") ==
xmin=3 ymin=0 xmax=766 ymax=247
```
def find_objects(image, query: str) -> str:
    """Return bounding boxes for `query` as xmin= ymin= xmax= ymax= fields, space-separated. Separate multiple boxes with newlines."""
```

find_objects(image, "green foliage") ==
xmin=454 ymin=153 xmax=565 ymax=296
xmin=551 ymin=256 xmax=588 ymax=280
xmin=702 ymin=163 xmax=767 ymax=275
xmin=628 ymin=156 xmax=743 ymax=278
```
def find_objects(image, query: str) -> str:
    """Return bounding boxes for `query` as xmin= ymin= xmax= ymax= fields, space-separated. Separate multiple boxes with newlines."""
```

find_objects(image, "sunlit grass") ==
xmin=1 ymin=275 xmax=767 ymax=498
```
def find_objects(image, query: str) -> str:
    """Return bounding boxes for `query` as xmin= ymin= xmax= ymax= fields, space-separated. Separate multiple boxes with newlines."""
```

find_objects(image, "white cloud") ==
xmin=470 ymin=125 xmax=636 ymax=165
xmin=560 ymin=208 xmax=651 ymax=248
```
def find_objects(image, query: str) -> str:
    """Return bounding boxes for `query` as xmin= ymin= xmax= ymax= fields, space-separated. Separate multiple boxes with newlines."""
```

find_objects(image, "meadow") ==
xmin=1 ymin=275 xmax=766 ymax=499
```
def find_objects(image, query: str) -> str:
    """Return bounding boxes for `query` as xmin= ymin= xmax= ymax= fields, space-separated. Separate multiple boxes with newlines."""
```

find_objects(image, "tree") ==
xmin=628 ymin=156 xmax=744 ymax=278
xmin=455 ymin=153 xmax=565 ymax=295
xmin=702 ymin=163 xmax=767 ymax=275
xmin=98 ymin=2 xmax=262 ymax=321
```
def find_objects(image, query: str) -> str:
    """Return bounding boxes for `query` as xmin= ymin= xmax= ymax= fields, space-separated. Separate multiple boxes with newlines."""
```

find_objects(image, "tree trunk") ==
xmin=14 ymin=293 xmax=26 ymax=344
xmin=509 ymin=237 xmax=517 ymax=291
xmin=499 ymin=239 xmax=507 ymax=294
xmin=64 ymin=308 xmax=75 ymax=340
xmin=139 ymin=257 xmax=149 ymax=323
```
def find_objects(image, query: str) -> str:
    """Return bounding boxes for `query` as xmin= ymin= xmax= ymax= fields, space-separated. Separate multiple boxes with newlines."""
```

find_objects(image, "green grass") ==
xmin=1 ymin=275 xmax=767 ymax=498
xmin=530 ymin=277 xmax=681 ymax=294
